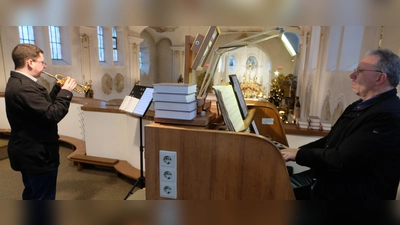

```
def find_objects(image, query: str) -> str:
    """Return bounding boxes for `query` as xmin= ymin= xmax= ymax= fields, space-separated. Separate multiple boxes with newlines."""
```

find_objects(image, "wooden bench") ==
xmin=59 ymin=135 xmax=86 ymax=159
xmin=0 ymin=138 xmax=8 ymax=160
xmin=68 ymin=154 xmax=119 ymax=171
xmin=114 ymin=161 xmax=143 ymax=180
xmin=0 ymin=132 xmax=143 ymax=180
xmin=58 ymin=135 xmax=142 ymax=180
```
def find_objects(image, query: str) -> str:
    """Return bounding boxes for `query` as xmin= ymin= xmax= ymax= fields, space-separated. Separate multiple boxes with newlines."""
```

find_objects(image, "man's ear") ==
xmin=26 ymin=59 xmax=34 ymax=70
xmin=376 ymin=73 xmax=387 ymax=85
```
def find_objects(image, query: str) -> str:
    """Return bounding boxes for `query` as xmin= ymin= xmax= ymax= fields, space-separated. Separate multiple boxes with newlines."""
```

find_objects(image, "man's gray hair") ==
xmin=367 ymin=49 xmax=400 ymax=87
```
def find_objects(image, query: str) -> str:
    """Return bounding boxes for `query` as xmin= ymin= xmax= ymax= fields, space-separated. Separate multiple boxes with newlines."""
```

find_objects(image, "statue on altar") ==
xmin=84 ymin=80 xmax=94 ymax=98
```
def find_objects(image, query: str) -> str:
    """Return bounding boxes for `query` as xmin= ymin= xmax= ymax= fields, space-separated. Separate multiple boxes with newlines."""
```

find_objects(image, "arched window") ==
xmin=48 ymin=26 xmax=62 ymax=60
xmin=228 ymin=55 xmax=236 ymax=71
xmin=139 ymin=42 xmax=150 ymax=75
xmin=246 ymin=56 xmax=258 ymax=71
xmin=97 ymin=26 xmax=105 ymax=62
xmin=112 ymin=26 xmax=118 ymax=62
xmin=139 ymin=50 xmax=142 ymax=69
xmin=19 ymin=26 xmax=35 ymax=44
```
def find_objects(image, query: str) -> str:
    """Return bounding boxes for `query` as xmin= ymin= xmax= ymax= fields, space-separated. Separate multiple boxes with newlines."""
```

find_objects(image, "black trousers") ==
xmin=21 ymin=169 xmax=58 ymax=200
xmin=289 ymin=169 xmax=314 ymax=200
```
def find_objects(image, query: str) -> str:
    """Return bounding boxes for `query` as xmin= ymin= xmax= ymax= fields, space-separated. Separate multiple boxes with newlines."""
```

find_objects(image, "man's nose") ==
xmin=350 ymin=72 xmax=356 ymax=79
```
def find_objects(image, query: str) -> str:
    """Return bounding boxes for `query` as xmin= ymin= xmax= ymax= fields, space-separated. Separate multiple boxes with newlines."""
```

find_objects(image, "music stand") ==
xmin=122 ymin=85 xmax=154 ymax=200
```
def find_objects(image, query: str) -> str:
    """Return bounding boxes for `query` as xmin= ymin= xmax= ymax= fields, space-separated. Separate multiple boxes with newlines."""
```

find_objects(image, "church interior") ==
xmin=1 ymin=25 xmax=400 ymax=203
xmin=1 ymin=0 xmax=400 ymax=222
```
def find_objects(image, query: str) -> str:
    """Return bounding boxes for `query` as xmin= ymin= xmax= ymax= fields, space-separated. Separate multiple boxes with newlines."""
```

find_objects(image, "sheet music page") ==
xmin=125 ymin=96 xmax=140 ymax=113
xmin=213 ymin=85 xmax=245 ymax=132
xmin=214 ymin=89 xmax=234 ymax=131
xmin=119 ymin=96 xmax=132 ymax=111
xmin=134 ymin=88 xmax=154 ymax=116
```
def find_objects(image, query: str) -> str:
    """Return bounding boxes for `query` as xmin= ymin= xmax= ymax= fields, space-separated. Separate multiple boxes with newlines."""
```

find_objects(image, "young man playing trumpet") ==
xmin=5 ymin=44 xmax=77 ymax=200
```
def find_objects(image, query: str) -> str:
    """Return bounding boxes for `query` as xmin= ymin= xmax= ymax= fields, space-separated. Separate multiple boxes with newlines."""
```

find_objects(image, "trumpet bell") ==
xmin=42 ymin=71 xmax=90 ymax=94
xmin=79 ymin=84 xmax=91 ymax=93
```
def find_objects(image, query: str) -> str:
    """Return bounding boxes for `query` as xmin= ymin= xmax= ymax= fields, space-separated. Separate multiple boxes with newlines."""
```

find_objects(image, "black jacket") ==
xmin=296 ymin=89 xmax=400 ymax=199
xmin=5 ymin=71 xmax=73 ymax=174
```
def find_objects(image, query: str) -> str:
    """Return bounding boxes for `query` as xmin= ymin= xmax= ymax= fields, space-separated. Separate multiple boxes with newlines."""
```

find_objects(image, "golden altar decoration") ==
xmin=240 ymin=74 xmax=267 ymax=99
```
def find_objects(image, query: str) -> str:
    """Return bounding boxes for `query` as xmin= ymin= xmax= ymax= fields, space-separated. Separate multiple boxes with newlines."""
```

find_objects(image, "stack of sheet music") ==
xmin=153 ymin=83 xmax=198 ymax=120
xmin=320 ymin=119 xmax=332 ymax=131
xmin=297 ymin=118 xmax=309 ymax=129
xmin=308 ymin=116 xmax=321 ymax=130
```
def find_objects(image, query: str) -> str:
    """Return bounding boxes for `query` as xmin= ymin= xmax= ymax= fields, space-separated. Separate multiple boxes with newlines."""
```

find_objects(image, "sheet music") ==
xmin=214 ymin=89 xmax=234 ymax=130
xmin=213 ymin=85 xmax=245 ymax=132
xmin=133 ymin=88 xmax=154 ymax=116
xmin=125 ymin=96 xmax=140 ymax=113
xmin=119 ymin=95 xmax=133 ymax=111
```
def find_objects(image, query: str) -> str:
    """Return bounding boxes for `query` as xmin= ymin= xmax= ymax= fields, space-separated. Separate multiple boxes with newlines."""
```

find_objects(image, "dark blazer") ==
xmin=296 ymin=88 xmax=400 ymax=199
xmin=5 ymin=71 xmax=73 ymax=174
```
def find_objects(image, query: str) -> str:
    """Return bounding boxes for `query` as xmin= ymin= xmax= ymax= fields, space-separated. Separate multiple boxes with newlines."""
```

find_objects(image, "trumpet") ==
xmin=42 ymin=71 xmax=90 ymax=94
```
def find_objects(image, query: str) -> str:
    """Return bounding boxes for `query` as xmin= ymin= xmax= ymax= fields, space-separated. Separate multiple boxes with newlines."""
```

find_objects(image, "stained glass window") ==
xmin=228 ymin=55 xmax=236 ymax=70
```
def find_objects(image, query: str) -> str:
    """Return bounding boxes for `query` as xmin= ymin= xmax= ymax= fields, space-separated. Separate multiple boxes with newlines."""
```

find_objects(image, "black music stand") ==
xmin=122 ymin=85 xmax=153 ymax=200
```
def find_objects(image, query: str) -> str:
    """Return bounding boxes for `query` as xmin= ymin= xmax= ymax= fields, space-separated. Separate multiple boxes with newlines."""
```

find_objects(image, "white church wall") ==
xmin=155 ymin=38 xmax=173 ymax=84
xmin=0 ymin=26 xmax=20 ymax=91
xmin=139 ymin=29 xmax=157 ymax=87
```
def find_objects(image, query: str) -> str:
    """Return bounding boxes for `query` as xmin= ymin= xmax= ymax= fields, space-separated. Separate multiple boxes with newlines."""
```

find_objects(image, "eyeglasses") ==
xmin=33 ymin=60 xmax=46 ymax=66
xmin=353 ymin=68 xmax=382 ymax=75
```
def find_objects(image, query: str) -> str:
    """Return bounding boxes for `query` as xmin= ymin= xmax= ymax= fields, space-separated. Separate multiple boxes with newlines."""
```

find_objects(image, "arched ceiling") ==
xmin=130 ymin=26 xmax=309 ymax=46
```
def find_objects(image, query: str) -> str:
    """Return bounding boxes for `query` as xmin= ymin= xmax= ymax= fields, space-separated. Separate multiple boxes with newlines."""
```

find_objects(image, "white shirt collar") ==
xmin=14 ymin=70 xmax=38 ymax=82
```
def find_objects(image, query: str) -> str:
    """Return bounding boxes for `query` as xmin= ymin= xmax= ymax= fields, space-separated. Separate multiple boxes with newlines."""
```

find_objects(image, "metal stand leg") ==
xmin=124 ymin=117 xmax=145 ymax=200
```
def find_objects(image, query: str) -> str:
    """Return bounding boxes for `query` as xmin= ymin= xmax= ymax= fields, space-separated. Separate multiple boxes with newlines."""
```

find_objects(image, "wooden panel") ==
xmin=154 ymin=111 xmax=216 ymax=127
xmin=184 ymin=35 xmax=194 ymax=84
xmin=145 ymin=123 xmax=295 ymax=200
xmin=246 ymin=100 xmax=289 ymax=147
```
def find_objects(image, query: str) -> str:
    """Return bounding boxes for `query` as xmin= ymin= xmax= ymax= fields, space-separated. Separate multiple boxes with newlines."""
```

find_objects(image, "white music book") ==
xmin=153 ymin=83 xmax=197 ymax=94
xmin=153 ymin=93 xmax=196 ymax=103
xmin=154 ymin=100 xmax=197 ymax=112
xmin=155 ymin=109 xmax=197 ymax=120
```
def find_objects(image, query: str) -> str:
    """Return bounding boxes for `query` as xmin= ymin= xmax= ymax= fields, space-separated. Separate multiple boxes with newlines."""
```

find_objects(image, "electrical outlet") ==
xmin=159 ymin=150 xmax=177 ymax=199
xmin=160 ymin=168 xmax=176 ymax=182
xmin=159 ymin=150 xmax=177 ymax=167
xmin=160 ymin=182 xmax=177 ymax=199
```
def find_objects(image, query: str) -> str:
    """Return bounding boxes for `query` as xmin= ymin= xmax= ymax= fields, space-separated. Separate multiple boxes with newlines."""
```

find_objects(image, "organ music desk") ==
xmin=145 ymin=100 xmax=295 ymax=200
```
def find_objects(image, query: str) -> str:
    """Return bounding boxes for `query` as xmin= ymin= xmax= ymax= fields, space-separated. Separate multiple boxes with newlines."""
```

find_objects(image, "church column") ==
xmin=128 ymin=36 xmax=144 ymax=87
xmin=296 ymin=28 xmax=309 ymax=97
xmin=79 ymin=26 xmax=96 ymax=84
xmin=295 ymin=27 xmax=310 ymax=119
xmin=170 ymin=46 xmax=185 ymax=83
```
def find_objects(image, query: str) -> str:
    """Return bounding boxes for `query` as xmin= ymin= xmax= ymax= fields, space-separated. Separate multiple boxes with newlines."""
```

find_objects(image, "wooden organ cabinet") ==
xmin=144 ymin=100 xmax=295 ymax=200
